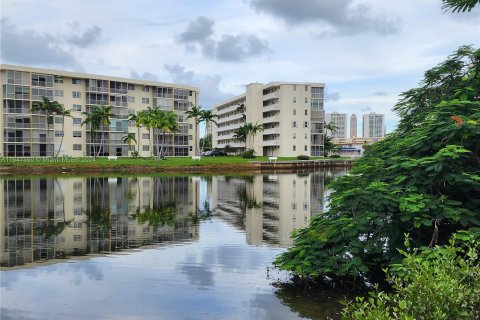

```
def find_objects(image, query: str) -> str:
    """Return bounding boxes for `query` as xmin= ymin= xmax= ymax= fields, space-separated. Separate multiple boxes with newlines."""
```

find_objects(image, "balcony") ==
xmin=86 ymin=99 xmax=109 ymax=105
xmin=263 ymin=139 xmax=279 ymax=146
xmin=263 ymin=103 xmax=280 ymax=113
xmin=263 ymin=127 xmax=280 ymax=135
xmin=263 ymin=91 xmax=279 ymax=101
xmin=87 ymin=86 xmax=109 ymax=93
xmin=111 ymin=101 xmax=128 ymax=107
xmin=263 ymin=115 xmax=280 ymax=124
xmin=110 ymin=88 xmax=128 ymax=95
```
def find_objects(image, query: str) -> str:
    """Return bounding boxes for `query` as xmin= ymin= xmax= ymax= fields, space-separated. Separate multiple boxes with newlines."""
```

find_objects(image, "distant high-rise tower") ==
xmin=325 ymin=112 xmax=347 ymax=139
xmin=362 ymin=112 xmax=385 ymax=139
xmin=350 ymin=114 xmax=357 ymax=138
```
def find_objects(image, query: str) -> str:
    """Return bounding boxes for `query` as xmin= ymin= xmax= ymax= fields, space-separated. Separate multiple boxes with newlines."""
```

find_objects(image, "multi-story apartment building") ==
xmin=325 ymin=112 xmax=347 ymax=139
xmin=212 ymin=82 xmax=325 ymax=157
xmin=0 ymin=65 xmax=199 ymax=157
xmin=350 ymin=113 xmax=357 ymax=138
xmin=362 ymin=112 xmax=385 ymax=139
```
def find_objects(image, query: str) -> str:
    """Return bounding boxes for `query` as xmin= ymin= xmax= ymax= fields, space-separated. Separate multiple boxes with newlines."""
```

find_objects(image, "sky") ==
xmin=1 ymin=0 xmax=479 ymax=133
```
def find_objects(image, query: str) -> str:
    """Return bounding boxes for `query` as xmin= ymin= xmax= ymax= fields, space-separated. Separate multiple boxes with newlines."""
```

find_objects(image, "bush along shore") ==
xmin=0 ymin=156 xmax=354 ymax=175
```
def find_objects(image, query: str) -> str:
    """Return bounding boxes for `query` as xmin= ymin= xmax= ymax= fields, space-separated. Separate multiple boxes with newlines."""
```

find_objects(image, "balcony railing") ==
xmin=86 ymin=99 xmax=109 ymax=105
xmin=87 ymin=86 xmax=109 ymax=93
xmin=263 ymin=139 xmax=279 ymax=146
xmin=263 ymin=91 xmax=279 ymax=101
xmin=263 ymin=103 xmax=280 ymax=112
xmin=110 ymin=88 xmax=128 ymax=95
xmin=263 ymin=127 xmax=280 ymax=135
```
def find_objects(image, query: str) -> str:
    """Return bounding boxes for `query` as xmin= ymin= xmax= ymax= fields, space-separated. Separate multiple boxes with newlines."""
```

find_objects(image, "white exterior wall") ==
xmin=1 ymin=64 xmax=199 ymax=157
xmin=213 ymin=82 xmax=325 ymax=157
xmin=362 ymin=112 xmax=385 ymax=139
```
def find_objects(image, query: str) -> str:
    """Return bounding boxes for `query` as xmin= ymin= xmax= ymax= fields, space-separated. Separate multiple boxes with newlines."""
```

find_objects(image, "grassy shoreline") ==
xmin=0 ymin=156 xmax=354 ymax=175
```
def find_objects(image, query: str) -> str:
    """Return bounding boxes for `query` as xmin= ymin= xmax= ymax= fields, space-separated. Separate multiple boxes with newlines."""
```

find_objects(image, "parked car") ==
xmin=206 ymin=150 xmax=227 ymax=157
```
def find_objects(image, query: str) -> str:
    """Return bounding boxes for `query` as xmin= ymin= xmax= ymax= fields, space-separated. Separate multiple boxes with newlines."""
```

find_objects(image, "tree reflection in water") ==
xmin=131 ymin=203 xmax=177 ymax=228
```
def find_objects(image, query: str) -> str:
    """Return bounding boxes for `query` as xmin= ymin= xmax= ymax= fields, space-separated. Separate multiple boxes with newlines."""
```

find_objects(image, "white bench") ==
xmin=192 ymin=156 xmax=201 ymax=161
xmin=107 ymin=156 xmax=118 ymax=161
xmin=268 ymin=156 xmax=277 ymax=162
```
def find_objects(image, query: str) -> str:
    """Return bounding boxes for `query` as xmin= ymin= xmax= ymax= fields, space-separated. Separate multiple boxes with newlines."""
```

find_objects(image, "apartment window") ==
xmin=293 ymin=97 xmax=296 ymax=103
xmin=74 ymin=208 xmax=82 ymax=215
xmin=304 ymin=121 xmax=309 ymax=128
xmin=142 ymin=133 xmax=150 ymax=139
xmin=73 ymin=104 xmax=82 ymax=111
xmin=293 ymin=84 xmax=296 ymax=91
xmin=54 ymin=90 xmax=64 ymax=97
xmin=189 ymin=124 xmax=193 ymax=129
xmin=73 ymin=144 xmax=82 ymax=150
xmin=292 ymin=203 xmax=297 ymax=210
xmin=189 ymin=90 xmax=193 ymax=96
xmin=73 ymin=182 xmax=82 ymax=189
xmin=293 ymin=109 xmax=296 ymax=115
xmin=72 ymin=91 xmax=81 ymax=98
xmin=189 ymin=146 xmax=193 ymax=151
xmin=72 ymin=79 xmax=81 ymax=84
xmin=142 ymin=86 xmax=150 ymax=92
xmin=293 ymin=133 xmax=296 ymax=139
xmin=292 ymin=121 xmax=297 ymax=128
xmin=73 ymin=235 xmax=82 ymax=241
xmin=293 ymin=145 xmax=296 ymax=151
xmin=73 ymin=221 xmax=83 ymax=229
xmin=55 ymin=117 xmax=63 ymax=124
xmin=55 ymin=131 xmax=64 ymax=137
xmin=142 ymin=97 xmax=149 ymax=104
xmin=73 ymin=131 xmax=82 ymax=138
xmin=305 ymin=97 xmax=308 ymax=103
xmin=305 ymin=85 xmax=308 ymax=91
xmin=127 ymin=96 xmax=135 ymax=103
xmin=73 ymin=118 xmax=82 ymax=125
xmin=128 ymin=84 xmax=135 ymax=90
xmin=54 ymin=77 xmax=63 ymax=83
xmin=305 ymin=109 xmax=308 ymax=115
xmin=304 ymin=145 xmax=308 ymax=151
xmin=304 ymin=133 xmax=308 ymax=140
xmin=142 ymin=145 xmax=149 ymax=151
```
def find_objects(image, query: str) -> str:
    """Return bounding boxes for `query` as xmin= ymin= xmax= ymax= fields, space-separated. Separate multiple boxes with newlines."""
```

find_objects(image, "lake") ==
xmin=0 ymin=170 xmax=352 ymax=320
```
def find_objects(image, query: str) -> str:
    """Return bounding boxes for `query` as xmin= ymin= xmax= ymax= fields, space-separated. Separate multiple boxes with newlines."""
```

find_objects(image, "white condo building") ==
xmin=362 ymin=112 xmax=385 ymax=139
xmin=213 ymin=82 xmax=325 ymax=157
xmin=325 ymin=112 xmax=347 ymax=139
xmin=350 ymin=114 xmax=357 ymax=138
xmin=0 ymin=65 xmax=199 ymax=157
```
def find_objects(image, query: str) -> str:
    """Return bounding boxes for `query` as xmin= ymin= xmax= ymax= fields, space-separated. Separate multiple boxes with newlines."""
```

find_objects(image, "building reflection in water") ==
xmin=1 ymin=171 xmax=343 ymax=268
xmin=0 ymin=176 xmax=199 ymax=267
xmin=207 ymin=170 xmax=342 ymax=247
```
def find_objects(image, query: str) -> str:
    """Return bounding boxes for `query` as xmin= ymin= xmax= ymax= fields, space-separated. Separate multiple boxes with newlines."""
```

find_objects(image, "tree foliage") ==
xmin=275 ymin=46 xmax=480 ymax=281
xmin=442 ymin=0 xmax=480 ymax=12
xmin=342 ymin=236 xmax=480 ymax=320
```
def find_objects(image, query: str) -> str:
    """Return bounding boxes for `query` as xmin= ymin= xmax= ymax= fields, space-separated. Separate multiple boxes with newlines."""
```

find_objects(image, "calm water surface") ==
xmin=0 ymin=171 xmax=350 ymax=320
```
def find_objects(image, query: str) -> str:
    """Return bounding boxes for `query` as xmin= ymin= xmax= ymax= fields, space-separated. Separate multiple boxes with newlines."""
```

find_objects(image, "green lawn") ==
xmin=0 ymin=155 xmax=349 ymax=167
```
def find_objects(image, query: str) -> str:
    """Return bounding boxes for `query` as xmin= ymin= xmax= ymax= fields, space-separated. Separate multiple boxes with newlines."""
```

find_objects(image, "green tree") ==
xmin=233 ymin=124 xmax=249 ymax=153
xmin=128 ymin=113 xmax=142 ymax=155
xmin=275 ymin=46 xmax=480 ymax=281
xmin=32 ymin=96 xmax=62 ymax=157
xmin=54 ymin=104 xmax=72 ymax=158
xmin=81 ymin=105 xmax=113 ymax=158
xmin=200 ymin=134 xmax=212 ymax=151
xmin=248 ymin=122 xmax=264 ymax=147
xmin=199 ymin=109 xmax=218 ymax=154
xmin=442 ymin=0 xmax=480 ymax=12
xmin=138 ymin=109 xmax=154 ymax=157
xmin=122 ymin=132 xmax=137 ymax=155
xmin=185 ymin=105 xmax=202 ymax=156
xmin=151 ymin=109 xmax=178 ymax=159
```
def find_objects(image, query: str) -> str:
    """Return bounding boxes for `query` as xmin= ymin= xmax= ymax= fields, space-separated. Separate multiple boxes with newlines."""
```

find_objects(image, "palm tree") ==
xmin=54 ymin=105 xmax=73 ymax=158
xmin=122 ymin=132 xmax=137 ymax=155
xmin=249 ymin=122 xmax=264 ymax=148
xmin=32 ymin=96 xmax=62 ymax=157
xmin=236 ymin=103 xmax=247 ymax=121
xmin=82 ymin=105 xmax=113 ymax=158
xmin=233 ymin=125 xmax=248 ymax=153
xmin=199 ymin=109 xmax=218 ymax=154
xmin=138 ymin=108 xmax=154 ymax=157
xmin=152 ymin=109 xmax=178 ymax=159
xmin=128 ymin=113 xmax=142 ymax=155
xmin=185 ymin=105 xmax=202 ymax=156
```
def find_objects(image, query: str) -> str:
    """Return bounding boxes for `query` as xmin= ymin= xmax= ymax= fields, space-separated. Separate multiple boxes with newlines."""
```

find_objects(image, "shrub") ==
xmin=242 ymin=148 xmax=256 ymax=158
xmin=342 ymin=236 xmax=480 ymax=320
xmin=329 ymin=154 xmax=341 ymax=158
xmin=130 ymin=151 xmax=139 ymax=158
xmin=296 ymin=154 xmax=310 ymax=160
